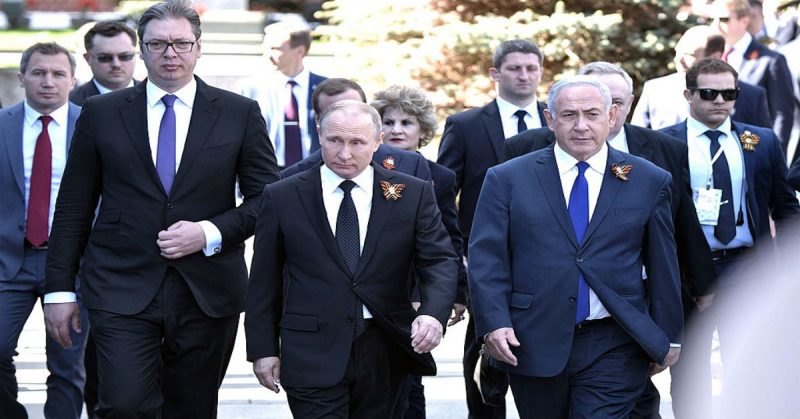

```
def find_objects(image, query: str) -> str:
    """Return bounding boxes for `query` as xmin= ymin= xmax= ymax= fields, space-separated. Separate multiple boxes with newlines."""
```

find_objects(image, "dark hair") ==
xmin=84 ymin=20 xmax=137 ymax=51
xmin=492 ymin=39 xmax=543 ymax=69
xmin=20 ymin=42 xmax=76 ymax=75
xmin=704 ymin=34 xmax=726 ymax=57
xmin=685 ymin=58 xmax=739 ymax=89
xmin=137 ymin=0 xmax=201 ymax=44
xmin=311 ymin=78 xmax=367 ymax=115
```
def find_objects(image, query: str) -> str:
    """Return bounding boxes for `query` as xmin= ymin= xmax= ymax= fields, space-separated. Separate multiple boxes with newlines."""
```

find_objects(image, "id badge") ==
xmin=694 ymin=187 xmax=723 ymax=226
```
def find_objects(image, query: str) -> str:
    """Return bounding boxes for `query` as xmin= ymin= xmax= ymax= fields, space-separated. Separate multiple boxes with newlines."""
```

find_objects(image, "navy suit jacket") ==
xmin=437 ymin=99 xmax=547 ymax=240
xmin=245 ymin=163 xmax=457 ymax=387
xmin=468 ymin=146 xmax=682 ymax=376
xmin=281 ymin=143 xmax=432 ymax=181
xmin=69 ymin=78 xmax=141 ymax=106
xmin=739 ymin=38 xmax=796 ymax=153
xmin=0 ymin=102 xmax=79 ymax=281
xmin=503 ymin=125 xmax=715 ymax=298
xmin=659 ymin=121 xmax=799 ymax=244
xmin=788 ymin=157 xmax=800 ymax=191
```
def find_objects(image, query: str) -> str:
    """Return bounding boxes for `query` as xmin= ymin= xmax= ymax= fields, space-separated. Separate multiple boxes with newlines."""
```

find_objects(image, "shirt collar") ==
xmin=93 ymin=78 xmax=134 ymax=94
xmin=320 ymin=163 xmax=375 ymax=196
xmin=495 ymin=95 xmax=538 ymax=121
xmin=686 ymin=116 xmax=733 ymax=140
xmin=554 ymin=141 xmax=608 ymax=177
xmin=283 ymin=67 xmax=310 ymax=89
xmin=607 ymin=127 xmax=627 ymax=149
xmin=23 ymin=100 xmax=70 ymax=128
xmin=731 ymin=32 xmax=752 ymax=58
xmin=146 ymin=77 xmax=196 ymax=109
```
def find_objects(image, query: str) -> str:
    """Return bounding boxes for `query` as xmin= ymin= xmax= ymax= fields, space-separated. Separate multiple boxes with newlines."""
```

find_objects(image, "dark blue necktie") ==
xmin=706 ymin=130 xmax=736 ymax=244
xmin=514 ymin=109 xmax=528 ymax=134
xmin=336 ymin=180 xmax=365 ymax=337
xmin=568 ymin=161 xmax=591 ymax=324
xmin=284 ymin=80 xmax=302 ymax=166
xmin=156 ymin=94 xmax=177 ymax=194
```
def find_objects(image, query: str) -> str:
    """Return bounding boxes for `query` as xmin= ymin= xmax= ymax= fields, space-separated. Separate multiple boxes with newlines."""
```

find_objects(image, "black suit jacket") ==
xmin=68 ymin=79 xmax=141 ymax=106
xmin=789 ymin=157 xmax=800 ymax=191
xmin=503 ymin=124 xmax=715 ymax=298
xmin=45 ymin=77 xmax=280 ymax=317
xmin=245 ymin=163 xmax=457 ymax=387
xmin=281 ymin=143 xmax=432 ymax=181
xmin=437 ymin=99 xmax=547 ymax=240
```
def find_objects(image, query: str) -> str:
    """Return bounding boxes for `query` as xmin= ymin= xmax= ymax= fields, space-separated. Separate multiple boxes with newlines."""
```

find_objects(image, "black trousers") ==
xmin=89 ymin=269 xmax=238 ymax=419
xmin=284 ymin=323 xmax=408 ymax=418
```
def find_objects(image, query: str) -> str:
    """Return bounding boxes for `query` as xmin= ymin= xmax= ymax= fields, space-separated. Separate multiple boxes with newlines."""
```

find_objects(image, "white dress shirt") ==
xmin=553 ymin=142 xmax=610 ymax=320
xmin=686 ymin=117 xmax=753 ymax=250
xmin=93 ymin=78 xmax=134 ymax=94
xmin=726 ymin=32 xmax=753 ymax=73
xmin=607 ymin=128 xmax=629 ymax=153
xmin=320 ymin=164 xmax=374 ymax=318
xmin=496 ymin=96 xmax=542 ymax=139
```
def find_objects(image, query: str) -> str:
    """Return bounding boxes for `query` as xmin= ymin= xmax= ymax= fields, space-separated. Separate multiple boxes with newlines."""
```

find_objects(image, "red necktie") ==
xmin=26 ymin=115 xmax=53 ymax=247
xmin=284 ymin=80 xmax=302 ymax=166
xmin=722 ymin=47 xmax=734 ymax=62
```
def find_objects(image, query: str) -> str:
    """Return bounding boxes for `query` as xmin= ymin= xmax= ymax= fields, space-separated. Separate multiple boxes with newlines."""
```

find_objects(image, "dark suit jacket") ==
xmin=69 ymin=78 xmax=141 ymax=106
xmin=789 ymin=157 xmax=800 ymax=191
xmin=0 ymin=102 xmax=79 ymax=281
xmin=245 ymin=163 xmax=457 ymax=387
xmin=307 ymin=72 xmax=326 ymax=152
xmin=281 ymin=143 xmax=432 ymax=181
xmin=740 ymin=38 xmax=796 ymax=153
xmin=45 ymin=77 xmax=280 ymax=317
xmin=437 ymin=99 xmax=547 ymax=240
xmin=659 ymin=121 xmax=799 ymax=244
xmin=468 ymin=146 xmax=682 ymax=376
xmin=504 ymin=125 xmax=715 ymax=297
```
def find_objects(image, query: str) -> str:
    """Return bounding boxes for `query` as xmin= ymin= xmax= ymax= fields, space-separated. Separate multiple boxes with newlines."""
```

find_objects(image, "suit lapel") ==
xmin=582 ymin=149 xmax=626 ymax=246
xmin=624 ymin=125 xmax=654 ymax=162
xmin=2 ymin=104 xmax=25 ymax=197
xmin=355 ymin=165 xmax=396 ymax=277
xmin=482 ymin=101 xmax=506 ymax=162
xmin=536 ymin=101 xmax=547 ymax=126
xmin=730 ymin=122 xmax=757 ymax=232
xmin=120 ymin=81 xmax=164 ymax=194
xmin=533 ymin=148 xmax=579 ymax=248
xmin=66 ymin=103 xmax=79 ymax=150
xmin=172 ymin=78 xmax=220 ymax=194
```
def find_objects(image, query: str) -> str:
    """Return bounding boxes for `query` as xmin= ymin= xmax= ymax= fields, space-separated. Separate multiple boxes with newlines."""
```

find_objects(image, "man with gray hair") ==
xmin=469 ymin=76 xmax=682 ymax=418
xmin=42 ymin=0 xmax=279 ymax=416
xmin=246 ymin=100 xmax=456 ymax=417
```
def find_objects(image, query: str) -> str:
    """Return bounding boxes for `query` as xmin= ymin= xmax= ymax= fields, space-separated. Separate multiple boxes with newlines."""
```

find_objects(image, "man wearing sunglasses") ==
xmin=70 ymin=21 xmax=138 ymax=106
xmin=660 ymin=58 xmax=799 ymax=418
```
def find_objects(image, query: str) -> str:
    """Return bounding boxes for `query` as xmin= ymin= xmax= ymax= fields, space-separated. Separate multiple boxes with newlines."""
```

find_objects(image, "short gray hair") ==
xmin=547 ymin=76 xmax=612 ymax=117
xmin=578 ymin=61 xmax=633 ymax=95
xmin=138 ymin=0 xmax=201 ymax=44
xmin=319 ymin=100 xmax=382 ymax=139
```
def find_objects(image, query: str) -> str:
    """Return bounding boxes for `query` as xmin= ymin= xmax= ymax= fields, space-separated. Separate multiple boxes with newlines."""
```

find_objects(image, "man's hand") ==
xmin=484 ymin=327 xmax=520 ymax=366
xmin=410 ymin=314 xmax=443 ymax=353
xmin=694 ymin=294 xmax=715 ymax=312
xmin=253 ymin=356 xmax=281 ymax=393
xmin=650 ymin=347 xmax=681 ymax=376
xmin=44 ymin=302 xmax=81 ymax=349
xmin=448 ymin=303 xmax=467 ymax=326
xmin=157 ymin=221 xmax=205 ymax=259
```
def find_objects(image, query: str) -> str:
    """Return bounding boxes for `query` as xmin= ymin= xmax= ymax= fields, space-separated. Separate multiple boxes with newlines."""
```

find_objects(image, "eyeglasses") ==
xmin=691 ymin=88 xmax=740 ymax=101
xmin=143 ymin=41 xmax=196 ymax=54
xmin=93 ymin=53 xmax=135 ymax=63
xmin=717 ymin=16 xmax=731 ymax=23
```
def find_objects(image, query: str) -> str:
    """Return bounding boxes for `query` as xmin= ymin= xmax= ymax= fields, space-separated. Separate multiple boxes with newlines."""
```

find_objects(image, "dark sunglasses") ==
xmin=94 ymin=53 xmax=135 ymax=63
xmin=717 ymin=16 xmax=730 ymax=23
xmin=692 ymin=88 xmax=739 ymax=101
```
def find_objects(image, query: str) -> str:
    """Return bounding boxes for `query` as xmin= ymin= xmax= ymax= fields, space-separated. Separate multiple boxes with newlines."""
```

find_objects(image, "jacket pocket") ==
xmin=510 ymin=292 xmax=533 ymax=309
xmin=279 ymin=313 xmax=318 ymax=332
xmin=93 ymin=209 xmax=120 ymax=232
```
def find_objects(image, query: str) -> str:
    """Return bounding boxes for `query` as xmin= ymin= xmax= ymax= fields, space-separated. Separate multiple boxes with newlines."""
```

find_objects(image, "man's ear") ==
xmin=543 ymin=109 xmax=555 ymax=130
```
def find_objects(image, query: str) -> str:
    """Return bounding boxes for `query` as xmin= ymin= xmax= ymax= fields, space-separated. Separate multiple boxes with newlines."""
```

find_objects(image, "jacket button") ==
xmin=569 ymin=296 xmax=577 ymax=302
xmin=576 ymin=257 xmax=584 ymax=263
xmin=167 ymin=203 xmax=174 ymax=209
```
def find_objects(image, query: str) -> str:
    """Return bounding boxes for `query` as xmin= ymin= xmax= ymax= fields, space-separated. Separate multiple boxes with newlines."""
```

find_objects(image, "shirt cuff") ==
xmin=670 ymin=343 xmax=681 ymax=348
xmin=44 ymin=292 xmax=77 ymax=304
xmin=198 ymin=220 xmax=222 ymax=256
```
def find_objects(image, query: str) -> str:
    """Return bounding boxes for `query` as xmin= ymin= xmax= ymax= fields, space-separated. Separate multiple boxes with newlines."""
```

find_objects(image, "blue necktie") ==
xmin=706 ymin=130 xmax=736 ymax=244
xmin=156 ymin=94 xmax=177 ymax=194
xmin=514 ymin=109 xmax=528 ymax=134
xmin=568 ymin=161 xmax=591 ymax=324
xmin=336 ymin=180 xmax=365 ymax=337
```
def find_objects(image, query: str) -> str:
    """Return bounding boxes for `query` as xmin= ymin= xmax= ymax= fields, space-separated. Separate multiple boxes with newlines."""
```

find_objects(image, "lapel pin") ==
xmin=382 ymin=156 xmax=396 ymax=170
xmin=611 ymin=163 xmax=632 ymax=181
xmin=380 ymin=180 xmax=405 ymax=200
xmin=739 ymin=130 xmax=760 ymax=152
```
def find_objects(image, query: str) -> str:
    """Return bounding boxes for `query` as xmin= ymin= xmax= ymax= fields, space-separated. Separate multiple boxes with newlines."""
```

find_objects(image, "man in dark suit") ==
xmin=711 ymin=0 xmax=795 ymax=157
xmin=70 ymin=21 xmax=138 ymax=106
xmin=790 ymin=157 xmax=800 ymax=190
xmin=281 ymin=78 xmax=432 ymax=181
xmin=240 ymin=21 xmax=327 ymax=168
xmin=0 ymin=42 xmax=87 ymax=419
xmin=437 ymin=39 xmax=547 ymax=418
xmin=777 ymin=32 xmax=800 ymax=162
xmin=469 ymin=76 xmax=682 ymax=418
xmin=42 ymin=2 xmax=279 ymax=417
xmin=632 ymin=26 xmax=772 ymax=131
xmin=245 ymin=100 xmax=457 ymax=417
xmin=659 ymin=58 xmax=799 ymax=418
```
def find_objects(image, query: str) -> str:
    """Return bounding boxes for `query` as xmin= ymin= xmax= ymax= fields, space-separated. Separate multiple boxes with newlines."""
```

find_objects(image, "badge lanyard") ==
xmin=703 ymin=132 xmax=746 ymax=226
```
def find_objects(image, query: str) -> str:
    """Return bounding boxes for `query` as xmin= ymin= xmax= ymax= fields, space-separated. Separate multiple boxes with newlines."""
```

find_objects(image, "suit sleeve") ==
xmin=765 ymin=54 xmax=795 ymax=150
xmin=643 ymin=173 xmax=683 ymax=346
xmin=414 ymin=181 xmax=459 ymax=327
xmin=789 ymin=158 xmax=800 ymax=192
xmin=466 ymin=168 xmax=514 ymax=337
xmin=766 ymin=130 xmax=800 ymax=228
xmin=207 ymin=100 xmax=280 ymax=249
xmin=45 ymin=103 xmax=102 ymax=293
xmin=436 ymin=169 xmax=468 ymax=305
xmin=437 ymin=117 xmax=466 ymax=195
xmin=245 ymin=185 xmax=284 ymax=360
xmin=751 ymin=85 xmax=774 ymax=129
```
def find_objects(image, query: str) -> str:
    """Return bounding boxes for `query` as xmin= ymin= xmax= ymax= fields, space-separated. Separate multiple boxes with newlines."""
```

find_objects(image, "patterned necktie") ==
xmin=568 ymin=161 xmax=591 ymax=324
xmin=335 ymin=180 xmax=366 ymax=337
xmin=284 ymin=80 xmax=302 ymax=166
xmin=26 ymin=115 xmax=53 ymax=247
xmin=705 ymin=130 xmax=736 ymax=244
xmin=514 ymin=109 xmax=528 ymax=134
xmin=156 ymin=94 xmax=177 ymax=194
